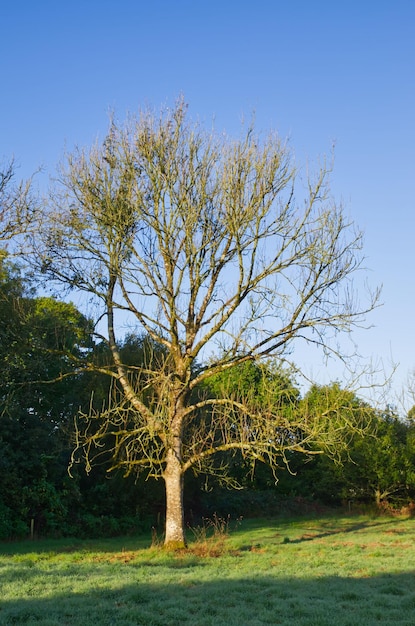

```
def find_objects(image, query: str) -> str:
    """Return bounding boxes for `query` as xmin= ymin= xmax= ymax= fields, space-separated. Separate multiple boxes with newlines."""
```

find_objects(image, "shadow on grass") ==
xmin=0 ymin=534 xmax=153 ymax=557
xmin=1 ymin=570 xmax=414 ymax=626
xmin=285 ymin=517 xmax=405 ymax=544
xmin=229 ymin=515 xmax=408 ymax=550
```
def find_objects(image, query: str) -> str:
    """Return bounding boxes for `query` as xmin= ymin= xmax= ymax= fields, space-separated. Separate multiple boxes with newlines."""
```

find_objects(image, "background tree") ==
xmin=31 ymin=100 xmax=379 ymax=548
xmin=337 ymin=407 xmax=415 ymax=506
xmin=286 ymin=383 xmax=379 ymax=506
xmin=0 ymin=158 xmax=35 ymax=243
xmin=200 ymin=360 xmax=302 ymax=489
xmin=282 ymin=387 xmax=415 ymax=510
xmin=0 ymin=254 xmax=92 ymax=537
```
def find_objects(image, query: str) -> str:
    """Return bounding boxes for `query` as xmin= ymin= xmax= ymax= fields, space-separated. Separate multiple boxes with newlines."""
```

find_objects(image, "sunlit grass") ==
xmin=1 ymin=514 xmax=414 ymax=625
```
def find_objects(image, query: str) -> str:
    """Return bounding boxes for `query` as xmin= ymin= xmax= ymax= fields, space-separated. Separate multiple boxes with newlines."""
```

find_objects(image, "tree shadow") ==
xmin=231 ymin=515 xmax=407 ymax=548
xmin=284 ymin=516 xmax=404 ymax=543
xmin=1 ymin=570 xmax=414 ymax=625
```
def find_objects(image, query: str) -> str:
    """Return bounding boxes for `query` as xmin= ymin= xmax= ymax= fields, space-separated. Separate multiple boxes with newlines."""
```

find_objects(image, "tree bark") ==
xmin=164 ymin=448 xmax=186 ymax=549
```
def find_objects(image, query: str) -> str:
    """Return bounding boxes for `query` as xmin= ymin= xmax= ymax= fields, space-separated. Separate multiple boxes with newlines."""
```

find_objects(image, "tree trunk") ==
xmin=164 ymin=448 xmax=186 ymax=549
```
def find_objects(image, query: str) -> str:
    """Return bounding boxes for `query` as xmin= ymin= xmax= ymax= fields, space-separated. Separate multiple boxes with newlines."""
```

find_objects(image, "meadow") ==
xmin=1 ymin=514 xmax=414 ymax=625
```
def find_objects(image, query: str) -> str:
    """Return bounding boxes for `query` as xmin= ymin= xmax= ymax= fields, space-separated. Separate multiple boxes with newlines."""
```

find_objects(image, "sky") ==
xmin=1 ymin=0 xmax=414 ymax=407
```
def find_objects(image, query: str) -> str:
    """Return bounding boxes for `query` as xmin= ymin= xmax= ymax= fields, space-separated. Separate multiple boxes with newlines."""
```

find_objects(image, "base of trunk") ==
xmin=163 ymin=539 xmax=186 ymax=551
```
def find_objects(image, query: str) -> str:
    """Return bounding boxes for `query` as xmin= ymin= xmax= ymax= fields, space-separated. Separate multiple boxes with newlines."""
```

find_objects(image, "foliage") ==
xmin=268 ymin=391 xmax=415 ymax=509
xmin=335 ymin=409 xmax=415 ymax=505
xmin=0 ymin=255 xmax=92 ymax=538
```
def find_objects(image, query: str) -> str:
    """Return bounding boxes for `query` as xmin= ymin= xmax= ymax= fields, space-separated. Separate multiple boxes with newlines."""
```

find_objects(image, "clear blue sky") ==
xmin=2 ymin=1 xmax=414 ymax=405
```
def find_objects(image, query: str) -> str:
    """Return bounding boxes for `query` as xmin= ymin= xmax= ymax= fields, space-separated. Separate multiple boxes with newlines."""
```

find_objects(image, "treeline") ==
xmin=1 ymin=253 xmax=414 ymax=540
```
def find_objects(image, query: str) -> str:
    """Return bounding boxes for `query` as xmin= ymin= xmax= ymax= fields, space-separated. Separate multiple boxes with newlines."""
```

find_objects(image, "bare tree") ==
xmin=0 ymin=158 xmax=35 ymax=243
xmin=32 ymin=101 xmax=379 ymax=548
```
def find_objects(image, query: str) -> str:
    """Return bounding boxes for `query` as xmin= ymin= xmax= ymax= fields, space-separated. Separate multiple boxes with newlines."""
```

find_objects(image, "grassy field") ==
xmin=1 ymin=514 xmax=414 ymax=625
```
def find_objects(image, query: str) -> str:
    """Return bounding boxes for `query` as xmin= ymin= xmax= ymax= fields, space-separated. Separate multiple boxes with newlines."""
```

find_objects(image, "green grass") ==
xmin=1 ymin=514 xmax=414 ymax=625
